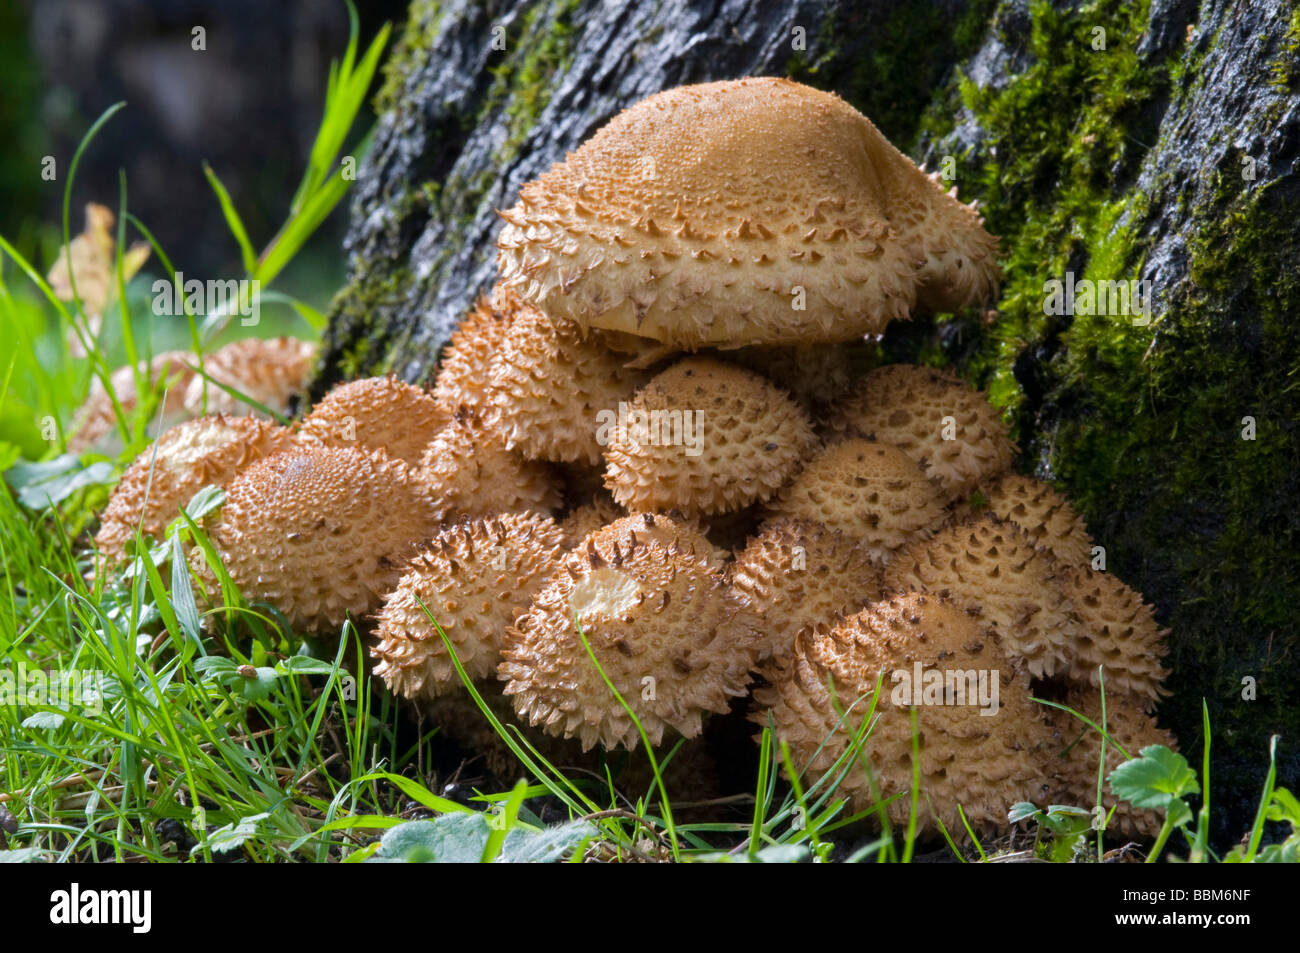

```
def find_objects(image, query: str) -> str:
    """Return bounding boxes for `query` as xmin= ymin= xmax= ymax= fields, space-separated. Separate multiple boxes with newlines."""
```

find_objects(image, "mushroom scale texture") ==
xmin=1058 ymin=567 xmax=1171 ymax=704
xmin=499 ymin=513 xmax=761 ymax=751
xmin=765 ymin=437 xmax=953 ymax=564
xmin=193 ymin=444 xmax=442 ymax=631
xmin=972 ymin=472 xmax=1095 ymax=569
xmin=95 ymin=414 xmax=294 ymax=567
xmin=486 ymin=287 xmax=651 ymax=465
xmin=417 ymin=411 xmax=563 ymax=521
xmin=182 ymin=336 xmax=316 ymax=419
xmin=728 ymin=517 xmax=883 ymax=666
xmin=753 ymin=592 xmax=1054 ymax=835
xmin=431 ymin=293 xmax=516 ymax=417
xmin=883 ymin=514 xmax=1078 ymax=679
xmin=372 ymin=513 xmax=569 ymax=699
xmin=602 ymin=357 xmax=815 ymax=516
xmin=497 ymin=78 xmax=999 ymax=348
xmin=827 ymin=364 xmax=1016 ymax=495
xmin=299 ymin=375 xmax=449 ymax=467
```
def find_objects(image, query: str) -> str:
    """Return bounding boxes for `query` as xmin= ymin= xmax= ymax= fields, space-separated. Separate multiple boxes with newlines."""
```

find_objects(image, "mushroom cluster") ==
xmin=93 ymin=78 xmax=1175 ymax=840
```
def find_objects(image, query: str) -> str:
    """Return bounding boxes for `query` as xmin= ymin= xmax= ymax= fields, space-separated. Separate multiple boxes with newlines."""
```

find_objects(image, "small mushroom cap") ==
xmin=486 ymin=289 xmax=650 ymax=465
xmin=826 ymin=364 xmax=1017 ymax=494
xmin=497 ymin=78 xmax=999 ymax=348
xmin=1058 ymin=568 xmax=1170 ymax=703
xmin=728 ymin=518 xmax=883 ymax=666
xmin=725 ymin=342 xmax=868 ymax=410
xmin=753 ymin=592 xmax=1054 ymax=834
xmin=432 ymin=293 xmax=516 ymax=416
xmin=500 ymin=513 xmax=761 ymax=751
xmin=182 ymin=337 xmax=315 ymax=418
xmin=95 ymin=414 xmax=294 ymax=567
xmin=299 ymin=375 xmax=449 ymax=466
xmin=194 ymin=444 xmax=442 ymax=631
xmin=1043 ymin=686 xmax=1177 ymax=838
xmin=602 ymin=357 xmax=815 ymax=516
xmin=558 ymin=493 xmax=625 ymax=548
xmin=418 ymin=412 xmax=563 ymax=521
xmin=372 ymin=513 xmax=569 ymax=698
xmin=70 ymin=351 xmax=194 ymax=453
xmin=883 ymin=514 xmax=1078 ymax=678
xmin=971 ymin=473 xmax=1094 ymax=569
xmin=766 ymin=437 xmax=952 ymax=563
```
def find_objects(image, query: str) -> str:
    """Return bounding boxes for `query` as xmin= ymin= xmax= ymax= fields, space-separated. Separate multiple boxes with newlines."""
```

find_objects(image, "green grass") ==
xmin=1 ymin=0 xmax=1293 ymax=865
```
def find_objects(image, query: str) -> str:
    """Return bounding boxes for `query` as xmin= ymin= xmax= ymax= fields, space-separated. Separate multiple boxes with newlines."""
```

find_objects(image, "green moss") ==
xmin=374 ymin=0 xmax=444 ymax=117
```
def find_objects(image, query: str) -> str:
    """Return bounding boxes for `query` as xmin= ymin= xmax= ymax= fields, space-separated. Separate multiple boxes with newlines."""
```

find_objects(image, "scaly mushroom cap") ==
xmin=1044 ymin=686 xmax=1176 ymax=838
xmin=766 ymin=437 xmax=952 ymax=563
xmin=827 ymin=364 xmax=1016 ymax=494
xmin=497 ymin=78 xmax=999 ymax=348
xmin=195 ymin=444 xmax=442 ymax=630
xmin=487 ymin=291 xmax=650 ymax=465
xmin=559 ymin=493 xmax=625 ymax=548
xmin=70 ymin=351 xmax=195 ymax=452
xmin=729 ymin=518 xmax=883 ymax=665
xmin=883 ymin=515 xmax=1078 ymax=678
xmin=182 ymin=337 xmax=316 ymax=418
xmin=1059 ymin=568 xmax=1170 ymax=703
xmin=299 ymin=375 xmax=449 ymax=466
xmin=418 ymin=412 xmax=562 ymax=521
xmin=603 ymin=357 xmax=815 ymax=516
xmin=752 ymin=592 xmax=1054 ymax=834
xmin=500 ymin=513 xmax=761 ymax=751
xmin=372 ymin=514 xmax=569 ymax=699
xmin=432 ymin=293 xmax=516 ymax=416
xmin=95 ymin=414 xmax=294 ymax=567
xmin=974 ymin=473 xmax=1094 ymax=569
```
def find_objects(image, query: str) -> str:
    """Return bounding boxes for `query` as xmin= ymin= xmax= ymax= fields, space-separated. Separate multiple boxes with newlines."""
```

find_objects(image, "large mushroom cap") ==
xmin=95 ymin=414 xmax=294 ymax=567
xmin=486 ymin=288 xmax=650 ymax=465
xmin=753 ymin=592 xmax=1054 ymax=834
xmin=372 ymin=513 xmax=569 ymax=699
xmin=497 ymin=78 xmax=1000 ymax=348
xmin=728 ymin=518 xmax=883 ymax=666
xmin=883 ymin=514 xmax=1078 ymax=678
xmin=602 ymin=357 xmax=815 ymax=516
xmin=194 ymin=444 xmax=442 ymax=631
xmin=499 ymin=513 xmax=760 ymax=751
xmin=827 ymin=364 xmax=1016 ymax=494
xmin=766 ymin=437 xmax=952 ymax=563
xmin=1059 ymin=568 xmax=1170 ymax=703
xmin=299 ymin=375 xmax=449 ymax=466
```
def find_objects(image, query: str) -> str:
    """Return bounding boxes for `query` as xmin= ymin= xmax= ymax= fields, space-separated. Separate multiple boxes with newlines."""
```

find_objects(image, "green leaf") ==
xmin=202 ymin=163 xmax=258 ymax=275
xmin=1109 ymin=744 xmax=1199 ymax=814
xmin=1007 ymin=801 xmax=1044 ymax=824
xmin=372 ymin=814 xmax=492 ymax=864
xmin=0 ymin=848 xmax=48 ymax=864
xmin=183 ymin=484 xmax=226 ymax=521
xmin=197 ymin=811 xmax=271 ymax=856
xmin=499 ymin=820 xmax=596 ymax=864
xmin=5 ymin=454 xmax=115 ymax=509
xmin=275 ymin=656 xmax=338 ymax=677
xmin=169 ymin=533 xmax=202 ymax=645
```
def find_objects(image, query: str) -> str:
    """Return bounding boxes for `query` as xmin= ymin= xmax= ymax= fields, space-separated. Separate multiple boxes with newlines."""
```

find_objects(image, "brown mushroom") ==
xmin=972 ymin=472 xmax=1095 ymax=569
xmin=299 ymin=375 xmax=449 ymax=466
xmin=431 ymin=293 xmax=517 ymax=417
xmin=826 ymin=364 xmax=1016 ymax=495
xmin=499 ymin=513 xmax=760 ymax=750
xmin=766 ymin=437 xmax=953 ymax=564
xmin=602 ymin=357 xmax=815 ymax=516
xmin=372 ymin=513 xmax=569 ymax=698
xmin=497 ymin=78 xmax=999 ymax=348
xmin=1058 ymin=568 xmax=1171 ymax=703
xmin=753 ymin=592 xmax=1054 ymax=835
